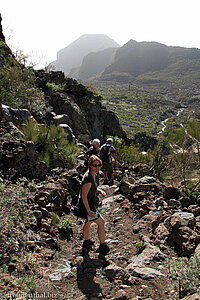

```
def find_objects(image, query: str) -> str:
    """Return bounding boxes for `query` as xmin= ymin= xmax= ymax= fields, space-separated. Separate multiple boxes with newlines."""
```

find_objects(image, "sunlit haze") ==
xmin=1 ymin=0 xmax=200 ymax=69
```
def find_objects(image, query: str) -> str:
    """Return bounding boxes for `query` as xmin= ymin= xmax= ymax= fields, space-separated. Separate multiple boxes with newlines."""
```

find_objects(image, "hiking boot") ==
xmin=82 ymin=239 xmax=95 ymax=251
xmin=97 ymin=243 xmax=110 ymax=255
xmin=109 ymin=178 xmax=114 ymax=185
xmin=103 ymin=178 xmax=109 ymax=185
xmin=81 ymin=247 xmax=89 ymax=257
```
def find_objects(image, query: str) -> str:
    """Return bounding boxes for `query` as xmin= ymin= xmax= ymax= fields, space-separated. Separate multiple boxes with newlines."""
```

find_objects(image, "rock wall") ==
xmin=35 ymin=70 xmax=126 ymax=143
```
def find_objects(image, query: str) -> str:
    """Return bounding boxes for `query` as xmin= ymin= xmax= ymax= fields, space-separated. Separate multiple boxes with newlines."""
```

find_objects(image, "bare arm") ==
xmin=113 ymin=153 xmax=118 ymax=166
xmin=97 ymin=188 xmax=106 ymax=197
xmin=81 ymin=182 xmax=95 ymax=217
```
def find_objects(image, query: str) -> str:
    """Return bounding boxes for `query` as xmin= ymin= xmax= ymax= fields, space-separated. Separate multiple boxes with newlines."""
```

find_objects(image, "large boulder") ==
xmin=2 ymin=105 xmax=31 ymax=125
xmin=49 ymin=93 xmax=89 ymax=138
xmin=164 ymin=212 xmax=200 ymax=256
xmin=0 ymin=136 xmax=47 ymax=180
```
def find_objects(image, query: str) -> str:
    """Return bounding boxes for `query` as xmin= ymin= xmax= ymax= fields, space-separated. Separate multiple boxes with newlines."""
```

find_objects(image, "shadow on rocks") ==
xmin=76 ymin=247 xmax=109 ymax=299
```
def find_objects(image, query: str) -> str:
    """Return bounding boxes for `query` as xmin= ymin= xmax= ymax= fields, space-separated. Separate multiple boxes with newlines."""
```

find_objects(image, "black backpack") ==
xmin=101 ymin=144 xmax=112 ymax=163
xmin=73 ymin=198 xmax=87 ymax=218
xmin=72 ymin=188 xmax=88 ymax=219
xmin=69 ymin=176 xmax=86 ymax=218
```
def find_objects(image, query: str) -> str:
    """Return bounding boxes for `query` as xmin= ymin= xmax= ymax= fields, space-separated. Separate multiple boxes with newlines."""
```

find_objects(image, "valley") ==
xmin=89 ymin=80 xmax=200 ymax=138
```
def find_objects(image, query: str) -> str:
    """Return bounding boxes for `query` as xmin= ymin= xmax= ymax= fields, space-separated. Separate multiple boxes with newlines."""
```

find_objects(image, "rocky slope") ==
xmin=0 ymin=15 xmax=126 ymax=145
xmin=0 ymin=125 xmax=200 ymax=300
xmin=34 ymin=69 xmax=127 ymax=144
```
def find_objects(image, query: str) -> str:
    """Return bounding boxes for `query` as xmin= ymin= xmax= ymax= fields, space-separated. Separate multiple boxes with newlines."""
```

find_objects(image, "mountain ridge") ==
xmin=52 ymin=35 xmax=200 ymax=83
xmin=69 ymin=46 xmax=118 ymax=80
xmin=101 ymin=39 xmax=200 ymax=82
xmin=51 ymin=34 xmax=120 ymax=74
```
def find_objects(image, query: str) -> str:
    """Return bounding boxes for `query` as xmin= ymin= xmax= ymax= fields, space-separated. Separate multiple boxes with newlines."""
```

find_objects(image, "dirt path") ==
xmin=32 ymin=184 xmax=173 ymax=300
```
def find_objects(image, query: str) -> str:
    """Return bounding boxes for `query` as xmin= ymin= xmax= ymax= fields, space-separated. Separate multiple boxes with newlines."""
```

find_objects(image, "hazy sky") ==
xmin=1 ymin=0 xmax=200 ymax=68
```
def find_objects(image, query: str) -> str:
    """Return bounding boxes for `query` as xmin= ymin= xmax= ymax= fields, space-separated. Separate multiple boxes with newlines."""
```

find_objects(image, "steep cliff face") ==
xmin=34 ymin=70 xmax=126 ymax=143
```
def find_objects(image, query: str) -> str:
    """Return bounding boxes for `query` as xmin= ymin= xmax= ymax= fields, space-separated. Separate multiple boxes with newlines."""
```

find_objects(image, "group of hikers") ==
xmin=76 ymin=137 xmax=118 ymax=256
xmin=84 ymin=137 xmax=118 ymax=185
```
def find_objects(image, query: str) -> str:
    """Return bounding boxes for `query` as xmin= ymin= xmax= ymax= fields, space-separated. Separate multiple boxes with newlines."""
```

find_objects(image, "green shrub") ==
xmin=58 ymin=218 xmax=73 ymax=240
xmin=133 ymin=242 xmax=145 ymax=248
xmin=58 ymin=218 xmax=73 ymax=231
xmin=0 ymin=55 xmax=33 ymax=105
xmin=147 ymin=139 xmax=171 ymax=179
xmin=85 ymin=84 xmax=102 ymax=96
xmin=51 ymin=212 xmax=60 ymax=226
xmin=164 ymin=121 xmax=200 ymax=184
xmin=0 ymin=181 xmax=34 ymax=264
xmin=58 ymin=140 xmax=81 ymax=168
xmin=46 ymin=82 xmax=65 ymax=92
xmin=16 ymin=274 xmax=37 ymax=294
xmin=1 ymin=87 xmax=18 ymax=108
xmin=186 ymin=119 xmax=200 ymax=142
xmin=0 ymin=51 xmax=46 ymax=120
xmin=21 ymin=117 xmax=40 ymax=144
xmin=168 ymin=254 xmax=200 ymax=298
xmin=112 ymin=136 xmax=151 ymax=165
xmin=21 ymin=118 xmax=80 ymax=168
xmin=184 ymin=179 xmax=200 ymax=205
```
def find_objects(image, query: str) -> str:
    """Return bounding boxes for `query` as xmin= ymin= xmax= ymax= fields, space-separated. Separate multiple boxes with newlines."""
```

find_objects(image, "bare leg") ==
xmin=83 ymin=220 xmax=91 ymax=240
xmin=94 ymin=216 xmax=105 ymax=244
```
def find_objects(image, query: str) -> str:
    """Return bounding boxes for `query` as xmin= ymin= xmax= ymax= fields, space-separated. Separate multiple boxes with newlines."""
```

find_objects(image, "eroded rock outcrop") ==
xmin=35 ymin=70 xmax=127 ymax=143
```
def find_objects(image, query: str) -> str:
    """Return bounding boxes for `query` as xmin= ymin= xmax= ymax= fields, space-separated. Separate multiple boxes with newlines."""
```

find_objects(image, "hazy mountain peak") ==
xmin=51 ymin=34 xmax=120 ymax=74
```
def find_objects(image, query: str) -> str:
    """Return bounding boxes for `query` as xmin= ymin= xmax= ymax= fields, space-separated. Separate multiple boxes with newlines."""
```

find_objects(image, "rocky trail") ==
xmin=1 ymin=167 xmax=200 ymax=300
xmin=21 ymin=182 xmax=174 ymax=300
xmin=0 ymin=126 xmax=200 ymax=300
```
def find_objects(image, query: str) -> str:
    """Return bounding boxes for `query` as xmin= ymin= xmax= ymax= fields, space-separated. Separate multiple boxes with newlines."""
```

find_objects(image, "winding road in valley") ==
xmin=157 ymin=107 xmax=185 ymax=135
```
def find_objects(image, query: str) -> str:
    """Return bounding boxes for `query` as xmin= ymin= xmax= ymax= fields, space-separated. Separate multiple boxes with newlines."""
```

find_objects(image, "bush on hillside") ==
xmin=0 ymin=47 xmax=46 ymax=121
xmin=168 ymin=254 xmax=200 ymax=298
xmin=21 ymin=118 xmax=80 ymax=168
xmin=112 ymin=136 xmax=151 ymax=165
xmin=165 ymin=123 xmax=200 ymax=185
xmin=147 ymin=139 xmax=171 ymax=179
xmin=46 ymin=82 xmax=65 ymax=92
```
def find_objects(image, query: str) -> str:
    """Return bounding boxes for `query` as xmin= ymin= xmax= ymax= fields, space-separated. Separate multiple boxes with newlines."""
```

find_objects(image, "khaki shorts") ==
xmin=103 ymin=162 xmax=113 ymax=173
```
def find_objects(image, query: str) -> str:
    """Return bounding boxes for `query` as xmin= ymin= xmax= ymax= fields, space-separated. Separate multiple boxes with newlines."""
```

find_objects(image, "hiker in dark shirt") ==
xmin=84 ymin=138 xmax=100 ymax=185
xmin=84 ymin=138 xmax=100 ymax=161
xmin=100 ymin=137 xmax=118 ymax=185
xmin=79 ymin=155 xmax=110 ymax=255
